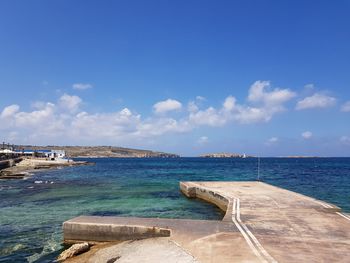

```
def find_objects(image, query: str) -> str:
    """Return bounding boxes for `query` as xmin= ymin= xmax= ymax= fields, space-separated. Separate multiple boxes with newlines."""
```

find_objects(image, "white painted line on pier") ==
xmin=336 ymin=212 xmax=350 ymax=222
xmin=231 ymin=199 xmax=268 ymax=263
xmin=187 ymin=182 xmax=278 ymax=262
xmin=234 ymin=198 xmax=278 ymax=263
xmin=235 ymin=199 xmax=278 ymax=263
xmin=315 ymin=200 xmax=332 ymax=208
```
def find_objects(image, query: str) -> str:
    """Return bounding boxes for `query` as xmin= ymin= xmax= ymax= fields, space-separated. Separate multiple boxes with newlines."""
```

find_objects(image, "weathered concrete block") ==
xmin=63 ymin=222 xmax=171 ymax=244
xmin=180 ymin=182 xmax=230 ymax=212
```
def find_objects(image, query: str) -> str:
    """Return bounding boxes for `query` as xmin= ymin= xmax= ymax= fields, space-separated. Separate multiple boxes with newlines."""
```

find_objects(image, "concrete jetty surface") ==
xmin=63 ymin=182 xmax=350 ymax=262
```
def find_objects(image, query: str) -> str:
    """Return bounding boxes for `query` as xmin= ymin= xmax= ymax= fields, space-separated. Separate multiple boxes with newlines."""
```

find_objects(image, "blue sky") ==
xmin=1 ymin=0 xmax=350 ymax=156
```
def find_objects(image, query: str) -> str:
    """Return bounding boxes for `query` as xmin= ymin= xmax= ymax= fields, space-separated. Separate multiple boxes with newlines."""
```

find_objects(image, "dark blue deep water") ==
xmin=0 ymin=157 xmax=349 ymax=262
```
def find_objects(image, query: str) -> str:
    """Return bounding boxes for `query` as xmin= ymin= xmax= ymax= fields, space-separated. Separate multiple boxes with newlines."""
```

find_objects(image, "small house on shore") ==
xmin=15 ymin=149 xmax=66 ymax=159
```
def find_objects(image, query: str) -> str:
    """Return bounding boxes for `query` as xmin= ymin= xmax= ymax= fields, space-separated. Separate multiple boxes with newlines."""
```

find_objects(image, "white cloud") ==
xmin=71 ymin=108 xmax=141 ymax=138
xmin=296 ymin=93 xmax=336 ymax=110
xmin=14 ymin=103 xmax=56 ymax=127
xmin=248 ymin=81 xmax=296 ymax=106
xmin=187 ymin=96 xmax=206 ymax=113
xmin=302 ymin=131 xmax=313 ymax=139
xmin=0 ymin=80 xmax=299 ymax=145
xmin=189 ymin=107 xmax=226 ymax=126
xmin=0 ymin=96 xmax=188 ymax=143
xmin=235 ymin=81 xmax=296 ymax=124
xmin=223 ymin=96 xmax=236 ymax=111
xmin=1 ymin=104 xmax=20 ymax=118
xmin=59 ymin=94 xmax=82 ymax=112
xmin=341 ymin=101 xmax=350 ymax=112
xmin=136 ymin=118 xmax=190 ymax=137
xmin=72 ymin=83 xmax=93 ymax=90
xmin=234 ymin=106 xmax=272 ymax=124
xmin=188 ymin=81 xmax=295 ymax=126
xmin=31 ymin=101 xmax=47 ymax=110
xmin=187 ymin=101 xmax=199 ymax=113
xmin=153 ymin=99 xmax=182 ymax=114
xmin=197 ymin=136 xmax=209 ymax=144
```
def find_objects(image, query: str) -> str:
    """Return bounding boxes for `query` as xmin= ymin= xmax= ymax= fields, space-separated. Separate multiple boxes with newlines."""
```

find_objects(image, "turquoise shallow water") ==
xmin=0 ymin=157 xmax=350 ymax=262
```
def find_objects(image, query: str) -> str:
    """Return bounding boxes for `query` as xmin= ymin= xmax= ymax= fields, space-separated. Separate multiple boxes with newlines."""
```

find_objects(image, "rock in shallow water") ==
xmin=57 ymin=242 xmax=90 ymax=261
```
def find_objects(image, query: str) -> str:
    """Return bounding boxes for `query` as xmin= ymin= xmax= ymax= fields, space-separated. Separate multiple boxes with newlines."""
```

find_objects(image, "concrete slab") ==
xmin=67 ymin=238 xmax=198 ymax=263
xmin=180 ymin=181 xmax=350 ymax=263
xmin=63 ymin=181 xmax=350 ymax=262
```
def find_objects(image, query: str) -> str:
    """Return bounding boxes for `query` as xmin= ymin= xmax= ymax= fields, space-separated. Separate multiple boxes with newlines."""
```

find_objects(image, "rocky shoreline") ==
xmin=0 ymin=158 xmax=93 ymax=179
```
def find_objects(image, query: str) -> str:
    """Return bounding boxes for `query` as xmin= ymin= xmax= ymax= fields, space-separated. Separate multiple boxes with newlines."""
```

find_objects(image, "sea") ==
xmin=0 ymin=157 xmax=349 ymax=262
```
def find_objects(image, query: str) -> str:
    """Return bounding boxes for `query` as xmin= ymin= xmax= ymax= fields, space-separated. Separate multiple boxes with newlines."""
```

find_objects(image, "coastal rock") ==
xmin=57 ymin=242 xmax=90 ymax=261
xmin=0 ymin=158 xmax=91 ymax=180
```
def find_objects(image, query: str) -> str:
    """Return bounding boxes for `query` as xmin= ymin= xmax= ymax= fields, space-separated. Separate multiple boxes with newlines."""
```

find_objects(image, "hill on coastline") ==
xmin=16 ymin=145 xmax=180 ymax=158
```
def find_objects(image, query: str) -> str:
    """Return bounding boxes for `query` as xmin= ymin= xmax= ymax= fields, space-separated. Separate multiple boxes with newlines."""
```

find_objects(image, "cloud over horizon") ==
xmin=296 ymin=93 xmax=336 ymax=110
xmin=1 ymin=80 xmax=349 ymax=155
xmin=3 ymin=81 xmax=296 ymax=144
xmin=59 ymin=94 xmax=82 ymax=113
xmin=153 ymin=99 xmax=182 ymax=114
xmin=189 ymin=81 xmax=296 ymax=126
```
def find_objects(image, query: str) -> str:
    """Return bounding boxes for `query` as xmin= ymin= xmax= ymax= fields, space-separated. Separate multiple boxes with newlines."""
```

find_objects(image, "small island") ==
xmin=199 ymin=152 xmax=253 ymax=158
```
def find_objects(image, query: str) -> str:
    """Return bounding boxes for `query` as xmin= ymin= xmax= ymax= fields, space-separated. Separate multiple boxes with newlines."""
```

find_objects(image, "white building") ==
xmin=48 ymin=150 xmax=66 ymax=159
xmin=15 ymin=149 xmax=66 ymax=159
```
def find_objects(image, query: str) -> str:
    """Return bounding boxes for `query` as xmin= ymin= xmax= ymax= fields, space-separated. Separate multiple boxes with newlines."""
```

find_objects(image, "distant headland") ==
xmin=15 ymin=145 xmax=180 ymax=158
xmin=0 ymin=144 xmax=179 ymax=179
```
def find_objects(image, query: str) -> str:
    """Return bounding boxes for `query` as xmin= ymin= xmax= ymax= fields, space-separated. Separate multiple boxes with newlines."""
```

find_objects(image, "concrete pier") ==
xmin=63 ymin=181 xmax=350 ymax=262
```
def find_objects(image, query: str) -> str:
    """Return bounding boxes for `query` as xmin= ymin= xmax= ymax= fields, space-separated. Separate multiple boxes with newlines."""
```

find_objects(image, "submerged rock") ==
xmin=57 ymin=242 xmax=90 ymax=261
